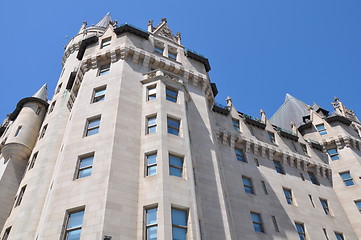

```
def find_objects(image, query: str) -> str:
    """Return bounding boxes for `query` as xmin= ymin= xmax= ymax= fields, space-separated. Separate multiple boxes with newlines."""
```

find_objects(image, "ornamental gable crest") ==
xmin=151 ymin=18 xmax=179 ymax=43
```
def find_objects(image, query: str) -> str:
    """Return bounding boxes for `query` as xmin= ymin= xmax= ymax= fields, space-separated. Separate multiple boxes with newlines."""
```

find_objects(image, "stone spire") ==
xmin=32 ymin=83 xmax=48 ymax=102
xmin=95 ymin=12 xmax=112 ymax=28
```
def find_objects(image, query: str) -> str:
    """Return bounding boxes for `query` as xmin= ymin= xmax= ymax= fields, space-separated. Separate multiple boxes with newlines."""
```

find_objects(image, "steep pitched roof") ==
xmin=95 ymin=12 xmax=112 ymax=28
xmin=32 ymin=83 xmax=48 ymax=102
xmin=270 ymin=94 xmax=309 ymax=131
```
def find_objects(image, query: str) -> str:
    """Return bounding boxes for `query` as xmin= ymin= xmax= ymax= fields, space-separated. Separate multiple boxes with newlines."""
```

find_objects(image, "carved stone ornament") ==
xmin=159 ymin=25 xmax=174 ymax=40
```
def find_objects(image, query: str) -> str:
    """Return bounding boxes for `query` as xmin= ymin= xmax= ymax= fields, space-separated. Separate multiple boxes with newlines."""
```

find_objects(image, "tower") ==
xmin=0 ymin=14 xmax=360 ymax=240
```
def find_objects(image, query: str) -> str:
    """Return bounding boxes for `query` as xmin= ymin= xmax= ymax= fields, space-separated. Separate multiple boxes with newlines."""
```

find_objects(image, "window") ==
xmin=2 ymin=226 xmax=11 ymax=240
xmin=85 ymin=117 xmax=100 ymax=136
xmin=273 ymin=160 xmax=285 ymax=174
xmin=39 ymin=124 xmax=48 ymax=139
xmin=235 ymin=148 xmax=246 ymax=162
xmin=172 ymin=208 xmax=188 ymax=240
xmin=300 ymin=173 xmax=305 ymax=181
xmin=15 ymin=185 xmax=26 ymax=207
xmin=316 ymin=124 xmax=327 ymax=135
xmin=146 ymin=153 xmax=157 ymax=176
xmin=154 ymin=46 xmax=163 ymax=54
xmin=322 ymin=228 xmax=329 ymax=240
xmin=335 ymin=232 xmax=344 ymax=240
xmin=268 ymin=132 xmax=276 ymax=144
xmin=98 ymin=63 xmax=110 ymax=76
xmin=36 ymin=107 xmax=42 ymax=115
xmin=168 ymin=51 xmax=177 ymax=60
xmin=250 ymin=212 xmax=264 ymax=233
xmin=308 ymin=194 xmax=315 ymax=208
xmin=254 ymin=158 xmax=259 ymax=167
xmin=147 ymin=116 xmax=157 ymax=134
xmin=283 ymin=188 xmax=293 ymax=205
xmin=145 ymin=207 xmax=158 ymax=240
xmin=355 ymin=200 xmax=361 ymax=213
xmin=49 ymin=101 xmax=56 ymax=113
xmin=147 ymin=85 xmax=156 ymax=101
xmin=15 ymin=126 xmax=22 ymax=137
xmin=261 ymin=181 xmax=268 ymax=195
xmin=28 ymin=151 xmax=38 ymax=170
xmin=166 ymin=87 xmax=178 ymax=103
xmin=308 ymin=171 xmax=319 ymax=185
xmin=339 ymin=171 xmax=354 ymax=186
xmin=319 ymin=198 xmax=330 ymax=215
xmin=77 ymin=154 xmax=94 ymax=179
xmin=169 ymin=154 xmax=183 ymax=178
xmin=327 ymin=148 xmax=340 ymax=161
xmin=168 ymin=117 xmax=180 ymax=136
xmin=271 ymin=216 xmax=279 ymax=232
xmin=101 ymin=37 xmax=111 ymax=48
xmin=63 ymin=209 xmax=85 ymax=240
xmin=295 ymin=222 xmax=306 ymax=240
xmin=232 ymin=118 xmax=240 ymax=131
xmin=242 ymin=176 xmax=254 ymax=194
xmin=301 ymin=143 xmax=308 ymax=154
xmin=92 ymin=86 xmax=106 ymax=103
xmin=56 ymin=83 xmax=62 ymax=94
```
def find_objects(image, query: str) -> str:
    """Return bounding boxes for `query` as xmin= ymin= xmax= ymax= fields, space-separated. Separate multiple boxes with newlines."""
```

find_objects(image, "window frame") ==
xmin=100 ymin=37 xmax=111 ymax=49
xmin=235 ymin=148 xmax=247 ymax=162
xmin=145 ymin=206 xmax=158 ymax=240
xmin=319 ymin=198 xmax=330 ymax=215
xmin=167 ymin=117 xmax=180 ymax=136
xmin=62 ymin=208 xmax=85 ymax=240
xmin=2 ymin=226 xmax=11 ymax=240
xmin=327 ymin=148 xmax=340 ymax=161
xmin=85 ymin=116 xmax=101 ymax=137
xmin=76 ymin=153 xmax=94 ymax=179
xmin=98 ymin=63 xmax=110 ymax=76
xmin=316 ymin=124 xmax=327 ymax=135
xmin=146 ymin=115 xmax=157 ymax=134
xmin=273 ymin=160 xmax=285 ymax=174
xmin=295 ymin=222 xmax=306 ymax=240
xmin=39 ymin=124 xmax=48 ymax=139
xmin=168 ymin=51 xmax=177 ymax=60
xmin=171 ymin=208 xmax=188 ymax=240
xmin=28 ymin=151 xmax=38 ymax=170
xmin=166 ymin=87 xmax=178 ymax=103
xmin=147 ymin=85 xmax=157 ymax=101
xmin=355 ymin=200 xmax=361 ymax=213
xmin=242 ymin=176 xmax=255 ymax=194
xmin=339 ymin=171 xmax=355 ymax=186
xmin=250 ymin=212 xmax=264 ymax=233
xmin=268 ymin=131 xmax=276 ymax=144
xmin=15 ymin=185 xmax=26 ymax=207
xmin=49 ymin=100 xmax=56 ymax=113
xmin=169 ymin=154 xmax=184 ymax=178
xmin=301 ymin=143 xmax=308 ymax=154
xmin=232 ymin=118 xmax=240 ymax=131
xmin=15 ymin=126 xmax=22 ymax=137
xmin=308 ymin=171 xmax=319 ymax=185
xmin=92 ymin=86 xmax=106 ymax=103
xmin=334 ymin=232 xmax=344 ymax=240
xmin=146 ymin=152 xmax=157 ymax=177
xmin=283 ymin=188 xmax=293 ymax=205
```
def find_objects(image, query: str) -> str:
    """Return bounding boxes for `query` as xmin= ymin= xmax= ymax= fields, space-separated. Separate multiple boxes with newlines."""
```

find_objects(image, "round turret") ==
xmin=1 ymin=84 xmax=48 ymax=161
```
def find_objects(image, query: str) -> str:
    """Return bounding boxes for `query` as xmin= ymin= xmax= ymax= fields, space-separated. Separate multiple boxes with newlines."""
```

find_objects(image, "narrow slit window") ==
xmin=36 ymin=107 xmax=42 ymax=115
xmin=261 ymin=181 xmax=268 ymax=195
xmin=271 ymin=216 xmax=279 ymax=232
xmin=319 ymin=198 xmax=330 ymax=215
xmin=334 ymin=232 xmax=344 ymax=240
xmin=28 ymin=151 xmax=38 ymax=170
xmin=49 ymin=101 xmax=56 ymax=113
xmin=39 ymin=124 xmax=48 ymax=139
xmin=268 ymin=132 xmax=276 ymax=144
xmin=15 ymin=185 xmax=27 ymax=207
xmin=355 ymin=200 xmax=361 ymax=213
xmin=15 ymin=126 xmax=22 ymax=137
xmin=2 ymin=226 xmax=11 ymax=240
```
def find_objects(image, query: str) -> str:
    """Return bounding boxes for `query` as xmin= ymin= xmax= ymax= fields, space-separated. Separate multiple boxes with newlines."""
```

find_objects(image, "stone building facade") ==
xmin=0 ymin=14 xmax=360 ymax=240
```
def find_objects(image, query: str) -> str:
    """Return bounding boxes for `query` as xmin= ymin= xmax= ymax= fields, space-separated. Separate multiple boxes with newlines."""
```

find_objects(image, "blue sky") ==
xmin=1 ymin=0 xmax=361 ymax=120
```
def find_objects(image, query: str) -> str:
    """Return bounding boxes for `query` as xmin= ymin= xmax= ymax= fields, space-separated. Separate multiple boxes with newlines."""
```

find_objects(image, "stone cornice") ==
xmin=321 ymin=134 xmax=361 ymax=151
xmin=217 ymin=129 xmax=331 ymax=179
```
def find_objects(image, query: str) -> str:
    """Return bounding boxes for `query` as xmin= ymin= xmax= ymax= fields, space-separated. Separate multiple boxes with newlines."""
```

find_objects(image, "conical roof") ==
xmin=270 ymin=94 xmax=309 ymax=131
xmin=95 ymin=12 xmax=112 ymax=28
xmin=32 ymin=83 xmax=48 ymax=102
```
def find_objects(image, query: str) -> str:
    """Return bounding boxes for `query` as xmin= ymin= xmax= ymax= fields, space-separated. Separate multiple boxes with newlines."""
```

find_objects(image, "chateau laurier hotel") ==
xmin=1 ymin=13 xmax=361 ymax=240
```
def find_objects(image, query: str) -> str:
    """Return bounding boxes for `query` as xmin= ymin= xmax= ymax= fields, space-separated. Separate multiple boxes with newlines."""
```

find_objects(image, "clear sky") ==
xmin=1 ymin=0 xmax=361 ymax=121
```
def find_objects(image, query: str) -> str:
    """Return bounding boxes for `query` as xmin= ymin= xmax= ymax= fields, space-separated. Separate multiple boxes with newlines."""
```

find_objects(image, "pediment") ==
xmin=153 ymin=20 xmax=178 ymax=42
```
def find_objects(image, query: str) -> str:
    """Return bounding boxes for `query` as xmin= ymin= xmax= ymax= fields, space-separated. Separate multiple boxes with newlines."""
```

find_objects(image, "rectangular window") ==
xmin=271 ymin=216 xmax=279 ymax=232
xmin=77 ymin=154 xmax=94 ymax=179
xmin=339 ymin=171 xmax=354 ymax=186
xmin=335 ymin=232 xmax=344 ymax=240
xmin=49 ymin=101 xmax=56 ymax=113
xmin=295 ymin=222 xmax=306 ymax=240
xmin=15 ymin=126 xmax=22 ymax=137
xmin=146 ymin=153 xmax=157 ymax=176
xmin=171 ymin=208 xmax=188 ymax=240
xmin=235 ymin=148 xmax=246 ymax=162
xmin=242 ymin=176 xmax=254 ymax=194
xmin=167 ymin=117 xmax=180 ymax=136
xmin=273 ymin=160 xmax=285 ymax=174
xmin=168 ymin=52 xmax=177 ymax=60
xmin=283 ymin=188 xmax=293 ymax=205
xmin=309 ymin=194 xmax=315 ymax=208
xmin=2 ymin=226 xmax=11 ymax=240
xmin=56 ymin=83 xmax=63 ymax=94
xmin=250 ymin=212 xmax=264 ymax=233
xmin=319 ymin=198 xmax=330 ymax=215
xmin=169 ymin=154 xmax=183 ymax=178
xmin=147 ymin=85 xmax=157 ymax=101
xmin=232 ymin=119 xmax=240 ymax=131
xmin=28 ymin=151 xmax=38 ymax=170
xmin=154 ymin=46 xmax=164 ymax=54
xmin=92 ymin=86 xmax=106 ymax=103
xmin=39 ymin=124 xmax=48 ymax=139
xmin=85 ymin=117 xmax=101 ymax=136
xmin=355 ymin=200 xmax=361 ymax=213
xmin=101 ymin=37 xmax=111 ymax=48
xmin=15 ymin=185 xmax=26 ymax=207
xmin=145 ymin=207 xmax=158 ymax=240
xmin=36 ymin=107 xmax=42 ymax=115
xmin=63 ymin=209 xmax=85 ymax=240
xmin=301 ymin=143 xmax=308 ymax=154
xmin=147 ymin=116 xmax=157 ymax=134
xmin=327 ymin=148 xmax=340 ymax=161
xmin=316 ymin=124 xmax=327 ymax=135
xmin=268 ymin=132 xmax=276 ymax=144
xmin=166 ymin=87 xmax=178 ymax=103
xmin=308 ymin=171 xmax=319 ymax=185
xmin=261 ymin=181 xmax=268 ymax=195
xmin=98 ymin=63 xmax=110 ymax=76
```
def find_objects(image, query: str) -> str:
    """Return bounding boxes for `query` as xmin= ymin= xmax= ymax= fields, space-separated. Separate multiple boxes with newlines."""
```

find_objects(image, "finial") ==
xmin=291 ymin=121 xmax=297 ymax=134
xmin=226 ymin=96 xmax=232 ymax=104
xmin=260 ymin=109 xmax=267 ymax=123
xmin=148 ymin=20 xmax=153 ymax=26
xmin=161 ymin=18 xmax=167 ymax=23
xmin=148 ymin=20 xmax=154 ymax=32
xmin=334 ymin=96 xmax=339 ymax=102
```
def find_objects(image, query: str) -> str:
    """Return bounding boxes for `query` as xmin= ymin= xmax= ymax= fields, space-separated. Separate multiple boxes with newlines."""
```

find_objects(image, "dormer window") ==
xmin=154 ymin=41 xmax=164 ymax=55
xmin=154 ymin=46 xmax=163 ymax=54
xmin=101 ymin=37 xmax=111 ymax=49
xmin=168 ymin=47 xmax=177 ymax=60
